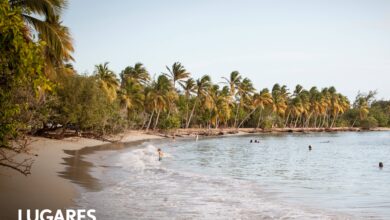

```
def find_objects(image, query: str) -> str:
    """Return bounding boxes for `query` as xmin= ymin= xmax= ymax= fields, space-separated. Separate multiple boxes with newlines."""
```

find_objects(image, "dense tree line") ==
xmin=1 ymin=0 xmax=73 ymax=174
xmin=42 ymin=61 xmax=390 ymax=133
xmin=1 ymin=0 xmax=390 ymax=174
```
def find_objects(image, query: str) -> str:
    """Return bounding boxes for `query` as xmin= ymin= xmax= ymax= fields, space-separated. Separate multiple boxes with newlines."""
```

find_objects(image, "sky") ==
xmin=63 ymin=0 xmax=390 ymax=100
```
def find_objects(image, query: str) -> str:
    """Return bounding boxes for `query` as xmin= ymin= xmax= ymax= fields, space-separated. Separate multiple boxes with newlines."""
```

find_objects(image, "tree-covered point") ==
xmin=49 ymin=61 xmax=388 ymax=133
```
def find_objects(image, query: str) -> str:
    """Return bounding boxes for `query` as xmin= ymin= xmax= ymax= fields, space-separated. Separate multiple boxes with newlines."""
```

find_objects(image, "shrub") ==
xmin=360 ymin=116 xmax=378 ymax=129
xmin=159 ymin=116 xmax=180 ymax=130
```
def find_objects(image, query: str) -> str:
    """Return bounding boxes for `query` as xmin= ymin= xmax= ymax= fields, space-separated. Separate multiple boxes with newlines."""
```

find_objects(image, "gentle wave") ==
xmin=75 ymin=143 xmax=354 ymax=220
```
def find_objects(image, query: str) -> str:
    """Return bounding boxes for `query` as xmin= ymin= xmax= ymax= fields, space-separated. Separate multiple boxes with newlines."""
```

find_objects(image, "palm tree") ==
xmin=254 ymin=89 xmax=273 ymax=129
xmin=164 ymin=62 xmax=190 ymax=88
xmin=186 ymin=75 xmax=211 ymax=128
xmin=180 ymin=78 xmax=196 ymax=127
xmin=9 ymin=0 xmax=74 ymax=71
xmin=353 ymin=91 xmax=376 ymax=123
xmin=144 ymin=75 xmax=173 ymax=130
xmin=152 ymin=75 xmax=172 ymax=129
xmin=290 ymin=97 xmax=304 ymax=128
xmin=271 ymin=84 xmax=288 ymax=127
xmin=236 ymin=78 xmax=255 ymax=128
xmin=213 ymin=86 xmax=231 ymax=128
xmin=222 ymin=71 xmax=242 ymax=97
xmin=320 ymin=88 xmax=331 ymax=127
xmin=290 ymin=85 xmax=310 ymax=127
xmin=121 ymin=62 xmax=150 ymax=85
xmin=94 ymin=62 xmax=119 ymax=102
xmin=307 ymin=87 xmax=321 ymax=127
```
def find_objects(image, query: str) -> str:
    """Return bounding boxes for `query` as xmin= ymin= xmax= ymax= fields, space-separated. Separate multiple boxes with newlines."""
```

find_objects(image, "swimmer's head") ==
xmin=379 ymin=162 xmax=383 ymax=168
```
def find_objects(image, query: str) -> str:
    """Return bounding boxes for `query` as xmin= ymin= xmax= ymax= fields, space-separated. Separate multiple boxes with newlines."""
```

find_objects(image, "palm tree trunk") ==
xmin=284 ymin=111 xmax=291 ymax=128
xmin=351 ymin=119 xmax=357 ymax=127
xmin=305 ymin=112 xmax=313 ymax=128
xmin=322 ymin=114 xmax=327 ymax=128
xmin=146 ymin=110 xmax=155 ymax=131
xmin=331 ymin=112 xmax=339 ymax=128
xmin=234 ymin=104 xmax=240 ymax=128
xmin=140 ymin=110 xmax=147 ymax=130
xmin=153 ymin=109 xmax=161 ymax=130
xmin=294 ymin=115 xmax=300 ymax=128
xmin=186 ymin=100 xmax=197 ymax=128
xmin=238 ymin=108 xmax=257 ymax=128
xmin=185 ymin=101 xmax=189 ymax=128
xmin=256 ymin=108 xmax=263 ymax=129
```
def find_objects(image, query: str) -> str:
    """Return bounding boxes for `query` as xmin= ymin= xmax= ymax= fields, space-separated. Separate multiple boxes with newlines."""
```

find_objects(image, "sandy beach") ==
xmin=1 ymin=127 xmax=389 ymax=219
xmin=0 ymin=131 xmax=163 ymax=220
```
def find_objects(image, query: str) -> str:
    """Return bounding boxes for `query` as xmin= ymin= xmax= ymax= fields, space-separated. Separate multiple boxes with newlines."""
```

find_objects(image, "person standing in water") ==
xmin=157 ymin=148 xmax=163 ymax=161
xmin=308 ymin=145 xmax=312 ymax=151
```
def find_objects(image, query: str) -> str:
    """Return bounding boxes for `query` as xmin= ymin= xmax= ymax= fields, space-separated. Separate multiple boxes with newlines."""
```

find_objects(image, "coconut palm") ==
xmin=121 ymin=63 xmax=150 ymax=86
xmin=235 ymin=78 xmax=255 ymax=128
xmin=307 ymin=87 xmax=321 ymax=127
xmin=186 ymin=75 xmax=211 ymax=128
xmin=180 ymin=78 xmax=196 ymax=126
xmin=214 ymin=86 xmax=232 ymax=128
xmin=145 ymin=75 xmax=172 ymax=130
xmin=253 ymin=89 xmax=273 ymax=129
xmin=271 ymin=84 xmax=289 ymax=126
xmin=94 ymin=62 xmax=119 ymax=102
xmin=222 ymin=71 xmax=242 ymax=97
xmin=164 ymin=62 xmax=190 ymax=88
xmin=9 ymin=0 xmax=74 ymax=70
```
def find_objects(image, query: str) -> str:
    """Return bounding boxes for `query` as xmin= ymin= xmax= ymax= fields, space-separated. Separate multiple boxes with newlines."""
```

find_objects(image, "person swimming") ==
xmin=308 ymin=145 xmax=312 ymax=151
xmin=379 ymin=162 xmax=384 ymax=169
xmin=250 ymin=140 xmax=253 ymax=143
xmin=157 ymin=148 xmax=163 ymax=161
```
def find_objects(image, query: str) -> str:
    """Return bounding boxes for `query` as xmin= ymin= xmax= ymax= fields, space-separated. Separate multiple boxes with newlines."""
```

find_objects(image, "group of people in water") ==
xmin=156 ymin=138 xmax=384 ymax=169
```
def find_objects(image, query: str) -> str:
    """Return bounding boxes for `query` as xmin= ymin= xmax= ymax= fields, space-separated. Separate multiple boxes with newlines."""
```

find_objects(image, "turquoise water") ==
xmin=76 ymin=131 xmax=390 ymax=219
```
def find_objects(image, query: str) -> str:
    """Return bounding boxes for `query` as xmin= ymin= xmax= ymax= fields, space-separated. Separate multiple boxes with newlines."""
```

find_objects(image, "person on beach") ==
xmin=379 ymin=162 xmax=383 ymax=169
xmin=157 ymin=148 xmax=163 ymax=161
xmin=308 ymin=145 xmax=312 ymax=151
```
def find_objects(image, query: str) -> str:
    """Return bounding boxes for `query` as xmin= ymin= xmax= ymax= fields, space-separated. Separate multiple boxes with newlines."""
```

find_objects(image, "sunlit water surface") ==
xmin=76 ymin=132 xmax=390 ymax=219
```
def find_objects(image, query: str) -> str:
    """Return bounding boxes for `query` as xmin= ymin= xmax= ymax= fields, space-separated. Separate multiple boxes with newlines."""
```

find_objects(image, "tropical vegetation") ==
xmin=1 ymin=0 xmax=390 ymax=175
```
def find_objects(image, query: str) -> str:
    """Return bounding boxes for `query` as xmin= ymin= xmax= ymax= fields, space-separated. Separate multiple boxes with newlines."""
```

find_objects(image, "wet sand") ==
xmin=0 ymin=131 xmax=163 ymax=220
xmin=1 ymin=128 xmax=388 ymax=219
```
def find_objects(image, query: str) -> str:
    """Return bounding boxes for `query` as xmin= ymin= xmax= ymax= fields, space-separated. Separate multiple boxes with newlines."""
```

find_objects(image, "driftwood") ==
xmin=0 ymin=137 xmax=36 ymax=176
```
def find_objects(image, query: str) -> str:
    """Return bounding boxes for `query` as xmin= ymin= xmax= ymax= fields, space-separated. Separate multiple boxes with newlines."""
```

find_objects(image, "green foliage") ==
xmin=159 ymin=116 xmax=180 ymax=130
xmin=369 ymin=106 xmax=388 ymax=127
xmin=0 ymin=1 xmax=46 ymax=147
xmin=259 ymin=118 xmax=273 ymax=129
xmin=360 ymin=116 xmax=378 ymax=129
xmin=51 ymin=75 xmax=124 ymax=135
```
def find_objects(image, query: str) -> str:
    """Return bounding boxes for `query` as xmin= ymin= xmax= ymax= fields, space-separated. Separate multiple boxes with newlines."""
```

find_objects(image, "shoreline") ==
xmin=157 ymin=127 xmax=390 ymax=138
xmin=0 ymin=127 xmax=389 ymax=219
xmin=0 ymin=131 xmax=164 ymax=220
